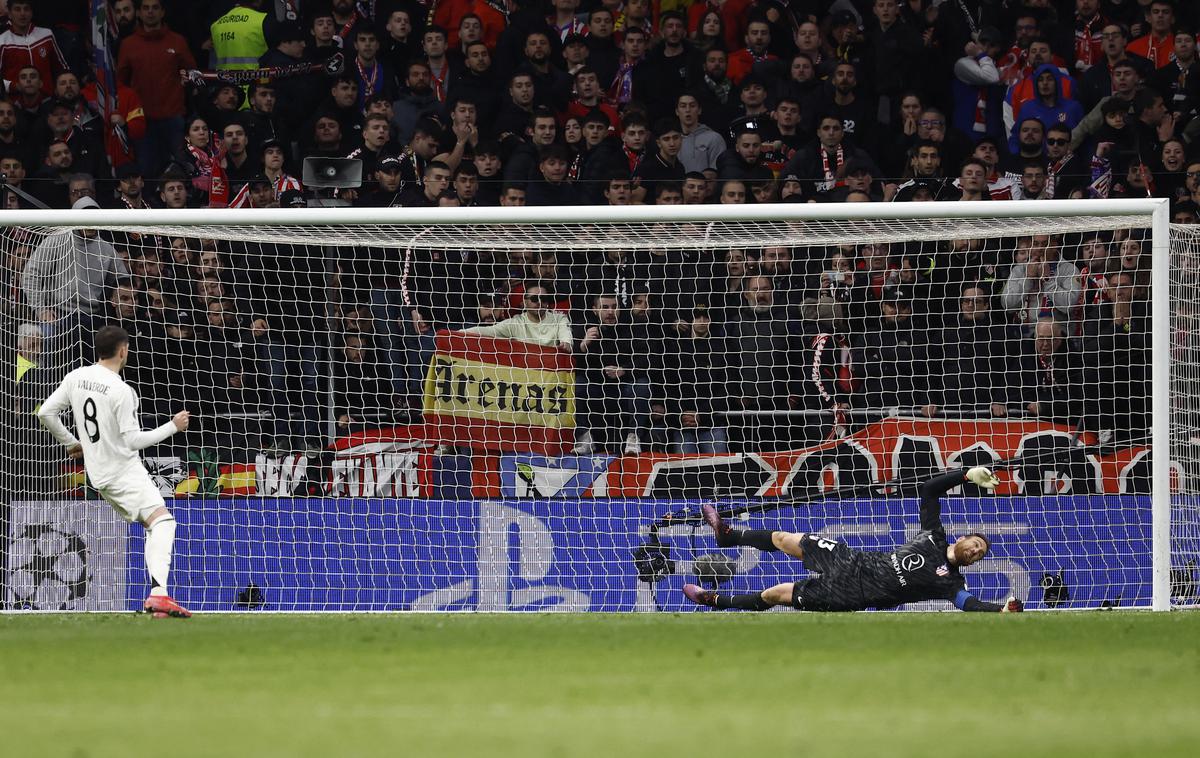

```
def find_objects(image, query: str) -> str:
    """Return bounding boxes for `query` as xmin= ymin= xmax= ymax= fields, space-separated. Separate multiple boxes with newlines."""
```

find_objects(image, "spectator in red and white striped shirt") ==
xmin=0 ymin=1 xmax=68 ymax=97
xmin=228 ymin=139 xmax=301 ymax=208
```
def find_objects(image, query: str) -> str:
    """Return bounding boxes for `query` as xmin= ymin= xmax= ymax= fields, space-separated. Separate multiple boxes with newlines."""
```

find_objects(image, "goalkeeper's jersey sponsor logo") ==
xmin=890 ymin=553 xmax=908 ymax=587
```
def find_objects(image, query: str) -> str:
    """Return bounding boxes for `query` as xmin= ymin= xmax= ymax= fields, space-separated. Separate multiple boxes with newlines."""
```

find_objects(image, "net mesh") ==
xmin=1171 ymin=224 xmax=1200 ymax=608
xmin=0 ymin=209 xmax=1192 ymax=612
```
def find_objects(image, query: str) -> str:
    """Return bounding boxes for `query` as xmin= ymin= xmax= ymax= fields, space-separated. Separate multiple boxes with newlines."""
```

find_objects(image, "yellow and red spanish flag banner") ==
xmin=422 ymin=331 xmax=575 ymax=454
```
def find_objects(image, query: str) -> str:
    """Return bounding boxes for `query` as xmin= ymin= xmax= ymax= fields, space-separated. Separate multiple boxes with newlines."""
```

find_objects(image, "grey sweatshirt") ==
xmin=21 ymin=230 xmax=129 ymax=314
xmin=680 ymin=123 xmax=727 ymax=174
xmin=1001 ymin=257 xmax=1082 ymax=327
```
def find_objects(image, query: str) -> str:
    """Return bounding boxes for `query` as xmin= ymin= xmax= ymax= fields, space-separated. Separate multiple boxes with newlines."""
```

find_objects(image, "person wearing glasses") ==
xmin=997 ymin=14 xmax=1043 ymax=86
xmin=910 ymin=107 xmax=973 ymax=172
xmin=1044 ymin=124 xmax=1088 ymax=199
xmin=462 ymin=281 xmax=573 ymax=353
xmin=66 ymin=173 xmax=96 ymax=206
xmin=1015 ymin=159 xmax=1050 ymax=200
xmin=1182 ymin=161 xmax=1200 ymax=206
xmin=1079 ymin=24 xmax=1153 ymax=112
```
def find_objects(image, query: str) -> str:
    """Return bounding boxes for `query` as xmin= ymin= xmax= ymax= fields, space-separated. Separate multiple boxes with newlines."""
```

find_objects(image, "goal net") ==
xmin=0 ymin=202 xmax=1193 ymax=612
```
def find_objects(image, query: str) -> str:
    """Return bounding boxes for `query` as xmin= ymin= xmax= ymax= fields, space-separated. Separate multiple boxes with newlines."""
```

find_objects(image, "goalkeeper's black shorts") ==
xmin=791 ymin=534 xmax=864 ymax=612
xmin=790 ymin=578 xmax=864 ymax=611
xmin=798 ymin=534 xmax=856 ymax=574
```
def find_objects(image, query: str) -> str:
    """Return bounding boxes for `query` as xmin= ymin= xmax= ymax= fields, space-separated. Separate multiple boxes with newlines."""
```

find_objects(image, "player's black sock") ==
xmin=715 ymin=592 xmax=772 ymax=611
xmin=734 ymin=529 xmax=778 ymax=552
xmin=712 ymin=524 xmax=737 ymax=547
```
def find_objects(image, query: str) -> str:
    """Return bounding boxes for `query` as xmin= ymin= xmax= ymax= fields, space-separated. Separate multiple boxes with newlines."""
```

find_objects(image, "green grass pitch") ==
xmin=2 ymin=612 xmax=1197 ymax=757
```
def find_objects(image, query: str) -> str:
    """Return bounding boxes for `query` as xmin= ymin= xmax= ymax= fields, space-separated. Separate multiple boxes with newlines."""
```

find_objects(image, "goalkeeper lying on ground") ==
xmin=683 ymin=467 xmax=1024 ymax=613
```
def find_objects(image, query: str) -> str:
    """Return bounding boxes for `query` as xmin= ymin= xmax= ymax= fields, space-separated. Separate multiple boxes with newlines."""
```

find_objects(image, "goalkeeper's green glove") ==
xmin=1000 ymin=596 xmax=1024 ymax=613
xmin=966 ymin=466 xmax=999 ymax=489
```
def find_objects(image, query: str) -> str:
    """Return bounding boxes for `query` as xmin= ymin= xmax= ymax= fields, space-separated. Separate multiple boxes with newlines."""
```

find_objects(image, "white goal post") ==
xmin=1 ymin=199 xmax=1192 ymax=612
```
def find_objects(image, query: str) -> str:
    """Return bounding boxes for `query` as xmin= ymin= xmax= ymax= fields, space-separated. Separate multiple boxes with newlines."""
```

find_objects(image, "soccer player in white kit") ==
xmin=37 ymin=325 xmax=193 ymax=618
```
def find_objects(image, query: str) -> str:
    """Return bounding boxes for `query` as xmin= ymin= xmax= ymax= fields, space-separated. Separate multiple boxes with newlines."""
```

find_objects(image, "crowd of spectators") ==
xmin=5 ymin=218 xmax=1155 ymax=458
xmin=2 ymin=1 xmax=1199 ymax=209
xmin=0 ymin=0 xmax=1186 ymax=458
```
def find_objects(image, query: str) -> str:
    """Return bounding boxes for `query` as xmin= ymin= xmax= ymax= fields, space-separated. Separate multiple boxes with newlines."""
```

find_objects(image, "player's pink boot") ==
xmin=683 ymin=584 xmax=717 ymax=607
xmin=701 ymin=504 xmax=737 ymax=547
xmin=143 ymin=595 xmax=192 ymax=619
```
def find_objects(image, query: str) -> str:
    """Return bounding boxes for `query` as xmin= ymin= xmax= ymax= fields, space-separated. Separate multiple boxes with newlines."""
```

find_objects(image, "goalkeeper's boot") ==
xmin=701 ymin=504 xmax=737 ymax=548
xmin=143 ymin=594 xmax=192 ymax=619
xmin=682 ymin=584 xmax=717 ymax=607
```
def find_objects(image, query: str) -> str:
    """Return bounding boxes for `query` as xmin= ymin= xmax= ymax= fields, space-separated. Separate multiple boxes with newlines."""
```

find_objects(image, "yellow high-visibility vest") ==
xmin=210 ymin=6 xmax=268 ymax=72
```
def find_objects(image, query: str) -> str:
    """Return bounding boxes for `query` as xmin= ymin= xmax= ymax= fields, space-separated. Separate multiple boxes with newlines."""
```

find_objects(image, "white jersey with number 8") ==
xmin=40 ymin=364 xmax=152 ymax=488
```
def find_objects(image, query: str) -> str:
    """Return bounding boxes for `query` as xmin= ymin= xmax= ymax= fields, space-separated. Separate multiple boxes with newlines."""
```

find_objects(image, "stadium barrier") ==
xmin=7 ymin=494 xmax=1156 ymax=612
xmin=50 ymin=418 xmax=1161 ymax=500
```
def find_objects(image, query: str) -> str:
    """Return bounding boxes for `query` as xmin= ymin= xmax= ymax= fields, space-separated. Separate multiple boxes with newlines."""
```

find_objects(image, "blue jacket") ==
xmin=1010 ymin=64 xmax=1084 ymax=152
xmin=951 ymin=55 xmax=1006 ymax=142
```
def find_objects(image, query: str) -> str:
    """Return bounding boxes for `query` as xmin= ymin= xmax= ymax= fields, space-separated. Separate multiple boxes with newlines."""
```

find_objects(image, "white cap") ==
xmin=71 ymin=196 xmax=100 ymax=210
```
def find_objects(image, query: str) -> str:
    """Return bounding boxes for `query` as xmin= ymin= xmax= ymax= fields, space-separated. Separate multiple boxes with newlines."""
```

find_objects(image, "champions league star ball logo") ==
xmin=5 ymin=525 xmax=89 ymax=610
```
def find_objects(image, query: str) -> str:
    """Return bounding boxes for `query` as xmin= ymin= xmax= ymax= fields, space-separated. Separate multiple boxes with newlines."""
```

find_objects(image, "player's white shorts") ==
xmin=96 ymin=469 xmax=166 ymax=524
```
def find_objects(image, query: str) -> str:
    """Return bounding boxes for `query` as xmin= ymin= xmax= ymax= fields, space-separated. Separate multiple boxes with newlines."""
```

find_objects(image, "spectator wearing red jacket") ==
xmin=726 ymin=18 xmax=779 ymax=86
xmin=115 ymin=0 xmax=196 ymax=178
xmin=1126 ymin=0 xmax=1176 ymax=69
xmin=563 ymin=66 xmax=619 ymax=129
xmin=0 ymin=0 xmax=68 ymax=97
xmin=433 ymin=0 xmax=507 ymax=51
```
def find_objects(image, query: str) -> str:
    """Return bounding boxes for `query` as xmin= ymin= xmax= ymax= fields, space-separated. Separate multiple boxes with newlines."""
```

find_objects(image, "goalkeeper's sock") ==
xmin=145 ymin=515 xmax=176 ymax=597
xmin=734 ymin=529 xmax=778 ymax=552
xmin=715 ymin=592 xmax=772 ymax=611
